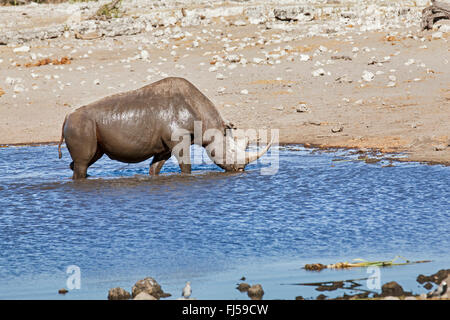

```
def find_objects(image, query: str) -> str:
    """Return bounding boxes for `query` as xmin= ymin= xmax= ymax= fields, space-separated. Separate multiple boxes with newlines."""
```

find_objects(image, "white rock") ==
xmin=5 ymin=77 xmax=22 ymax=85
xmin=415 ymin=0 xmax=431 ymax=6
xmin=388 ymin=75 xmax=397 ymax=81
xmin=233 ymin=20 xmax=247 ymax=26
xmin=164 ymin=16 xmax=178 ymax=26
xmin=93 ymin=79 xmax=100 ymax=85
xmin=217 ymin=86 xmax=226 ymax=93
xmin=253 ymin=57 xmax=265 ymax=64
xmin=404 ymin=59 xmax=415 ymax=66
xmin=216 ymin=73 xmax=225 ymax=80
xmin=312 ymin=68 xmax=325 ymax=77
xmin=431 ymin=32 xmax=443 ymax=39
xmin=226 ymin=54 xmax=240 ymax=63
xmin=299 ymin=54 xmax=310 ymax=61
xmin=13 ymin=84 xmax=24 ymax=93
xmin=438 ymin=24 xmax=450 ymax=33
xmin=13 ymin=45 xmax=30 ymax=53
xmin=296 ymin=104 xmax=309 ymax=112
xmin=140 ymin=50 xmax=149 ymax=60
xmin=362 ymin=70 xmax=374 ymax=82
xmin=240 ymin=89 xmax=249 ymax=95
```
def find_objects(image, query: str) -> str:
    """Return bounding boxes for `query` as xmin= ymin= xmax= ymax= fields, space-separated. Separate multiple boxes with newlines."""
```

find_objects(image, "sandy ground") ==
xmin=0 ymin=0 xmax=449 ymax=164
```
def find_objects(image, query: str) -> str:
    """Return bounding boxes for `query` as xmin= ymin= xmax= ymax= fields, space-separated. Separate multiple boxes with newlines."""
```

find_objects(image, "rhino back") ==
xmin=69 ymin=77 xmax=225 ymax=162
xmin=80 ymin=91 xmax=192 ymax=162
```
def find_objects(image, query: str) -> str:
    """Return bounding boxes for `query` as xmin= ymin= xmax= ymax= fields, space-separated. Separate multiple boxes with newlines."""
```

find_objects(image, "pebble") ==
xmin=5 ymin=77 xmax=22 ymax=85
xmin=13 ymin=84 xmax=25 ymax=93
xmin=431 ymin=32 xmax=443 ymax=39
xmin=312 ymin=68 xmax=325 ymax=77
xmin=13 ymin=45 xmax=30 ymax=53
xmin=140 ymin=50 xmax=149 ymax=60
xmin=331 ymin=124 xmax=344 ymax=133
xmin=226 ymin=54 xmax=240 ymax=63
xmin=233 ymin=20 xmax=247 ymax=26
xmin=296 ymin=104 xmax=309 ymax=113
xmin=434 ymin=144 xmax=447 ymax=151
xmin=404 ymin=59 xmax=415 ymax=66
xmin=240 ymin=89 xmax=249 ymax=95
xmin=253 ymin=57 xmax=265 ymax=64
xmin=58 ymin=288 xmax=68 ymax=295
xmin=362 ymin=70 xmax=374 ymax=82
xmin=299 ymin=54 xmax=310 ymax=61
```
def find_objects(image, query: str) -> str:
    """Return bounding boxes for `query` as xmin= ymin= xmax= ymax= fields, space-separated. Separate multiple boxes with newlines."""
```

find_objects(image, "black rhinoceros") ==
xmin=58 ymin=77 xmax=272 ymax=179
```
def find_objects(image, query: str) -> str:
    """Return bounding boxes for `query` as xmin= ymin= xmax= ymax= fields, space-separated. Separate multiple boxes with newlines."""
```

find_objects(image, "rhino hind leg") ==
xmin=65 ymin=117 xmax=102 ymax=180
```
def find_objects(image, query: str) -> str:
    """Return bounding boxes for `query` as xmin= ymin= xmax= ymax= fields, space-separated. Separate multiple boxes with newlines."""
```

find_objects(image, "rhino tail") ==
xmin=58 ymin=115 xmax=68 ymax=159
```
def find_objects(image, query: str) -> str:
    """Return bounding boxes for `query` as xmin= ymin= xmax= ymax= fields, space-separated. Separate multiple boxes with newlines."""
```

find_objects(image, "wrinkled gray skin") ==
xmin=58 ymin=77 xmax=272 ymax=180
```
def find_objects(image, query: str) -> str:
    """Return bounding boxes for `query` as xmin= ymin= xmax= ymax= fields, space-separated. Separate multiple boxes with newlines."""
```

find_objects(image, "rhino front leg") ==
xmin=173 ymin=146 xmax=191 ymax=174
xmin=149 ymin=151 xmax=171 ymax=176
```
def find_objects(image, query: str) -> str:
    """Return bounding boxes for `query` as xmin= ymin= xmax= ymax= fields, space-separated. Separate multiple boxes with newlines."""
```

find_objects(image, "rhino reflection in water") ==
xmin=58 ymin=77 xmax=273 ymax=179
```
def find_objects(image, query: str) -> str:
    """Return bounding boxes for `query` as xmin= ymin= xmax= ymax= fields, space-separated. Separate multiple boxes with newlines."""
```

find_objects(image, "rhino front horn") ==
xmin=244 ymin=136 xmax=274 ymax=165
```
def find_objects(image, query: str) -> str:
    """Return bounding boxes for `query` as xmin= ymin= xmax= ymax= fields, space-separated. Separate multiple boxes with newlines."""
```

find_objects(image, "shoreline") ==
xmin=2 ymin=140 xmax=449 ymax=167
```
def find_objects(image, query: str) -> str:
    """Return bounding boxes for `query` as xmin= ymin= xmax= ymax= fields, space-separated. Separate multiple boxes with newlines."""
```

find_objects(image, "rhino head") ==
xmin=205 ymin=130 xmax=274 ymax=172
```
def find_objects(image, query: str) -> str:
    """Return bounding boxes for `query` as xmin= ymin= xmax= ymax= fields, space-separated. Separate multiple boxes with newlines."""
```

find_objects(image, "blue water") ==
xmin=0 ymin=144 xmax=448 ymax=299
